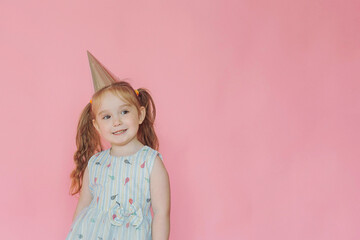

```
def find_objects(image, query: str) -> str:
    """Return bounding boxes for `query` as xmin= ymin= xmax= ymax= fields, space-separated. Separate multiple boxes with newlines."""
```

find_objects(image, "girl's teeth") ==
xmin=114 ymin=129 xmax=126 ymax=134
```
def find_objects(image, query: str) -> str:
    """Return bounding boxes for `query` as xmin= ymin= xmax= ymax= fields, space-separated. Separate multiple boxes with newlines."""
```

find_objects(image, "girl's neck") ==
xmin=109 ymin=140 xmax=144 ymax=157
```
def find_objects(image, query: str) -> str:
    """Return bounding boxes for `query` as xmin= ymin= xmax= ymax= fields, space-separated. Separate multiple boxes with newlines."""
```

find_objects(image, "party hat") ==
xmin=87 ymin=51 xmax=118 ymax=92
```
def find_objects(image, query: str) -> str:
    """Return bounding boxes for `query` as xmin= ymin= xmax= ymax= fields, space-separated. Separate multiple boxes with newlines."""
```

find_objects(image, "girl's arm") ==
xmin=72 ymin=166 xmax=93 ymax=222
xmin=150 ymin=156 xmax=171 ymax=240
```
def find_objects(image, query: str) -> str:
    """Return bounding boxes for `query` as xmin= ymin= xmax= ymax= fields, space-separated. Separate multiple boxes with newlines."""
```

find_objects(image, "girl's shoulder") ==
xmin=142 ymin=146 xmax=164 ymax=173
xmin=139 ymin=145 xmax=163 ymax=161
xmin=88 ymin=149 xmax=110 ymax=164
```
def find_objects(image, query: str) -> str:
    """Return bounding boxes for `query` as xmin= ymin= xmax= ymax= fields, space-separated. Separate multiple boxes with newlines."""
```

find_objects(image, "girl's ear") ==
xmin=139 ymin=106 xmax=146 ymax=124
xmin=92 ymin=119 xmax=100 ymax=132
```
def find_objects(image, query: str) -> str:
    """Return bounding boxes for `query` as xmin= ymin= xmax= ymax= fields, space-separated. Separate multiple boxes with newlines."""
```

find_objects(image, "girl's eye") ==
xmin=121 ymin=110 xmax=129 ymax=115
xmin=102 ymin=115 xmax=111 ymax=120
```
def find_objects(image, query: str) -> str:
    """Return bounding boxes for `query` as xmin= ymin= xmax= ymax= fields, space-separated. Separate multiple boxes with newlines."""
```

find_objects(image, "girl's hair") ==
xmin=69 ymin=81 xmax=159 ymax=196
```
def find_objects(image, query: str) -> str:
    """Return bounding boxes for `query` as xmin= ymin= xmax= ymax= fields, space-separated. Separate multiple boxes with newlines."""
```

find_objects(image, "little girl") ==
xmin=66 ymin=80 xmax=170 ymax=240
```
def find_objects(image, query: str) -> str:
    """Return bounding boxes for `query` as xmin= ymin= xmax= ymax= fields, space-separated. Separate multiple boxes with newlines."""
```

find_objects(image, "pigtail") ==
xmin=137 ymin=88 xmax=159 ymax=151
xmin=69 ymin=103 xmax=102 ymax=196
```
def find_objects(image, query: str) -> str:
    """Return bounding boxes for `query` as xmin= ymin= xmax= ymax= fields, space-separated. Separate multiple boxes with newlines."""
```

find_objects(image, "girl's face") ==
xmin=92 ymin=92 xmax=145 ymax=148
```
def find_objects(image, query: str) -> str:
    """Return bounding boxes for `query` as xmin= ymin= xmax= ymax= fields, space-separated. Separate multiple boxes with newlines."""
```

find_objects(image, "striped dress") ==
xmin=66 ymin=145 xmax=162 ymax=240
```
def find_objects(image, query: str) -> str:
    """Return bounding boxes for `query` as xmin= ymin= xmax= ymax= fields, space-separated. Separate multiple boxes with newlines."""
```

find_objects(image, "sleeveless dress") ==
xmin=66 ymin=145 xmax=162 ymax=240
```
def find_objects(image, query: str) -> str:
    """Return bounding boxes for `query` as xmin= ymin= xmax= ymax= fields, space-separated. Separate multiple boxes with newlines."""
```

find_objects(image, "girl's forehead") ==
xmin=95 ymin=92 xmax=132 ymax=112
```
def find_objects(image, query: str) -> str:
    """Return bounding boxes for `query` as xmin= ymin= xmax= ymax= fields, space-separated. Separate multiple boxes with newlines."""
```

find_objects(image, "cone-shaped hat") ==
xmin=87 ymin=51 xmax=118 ymax=92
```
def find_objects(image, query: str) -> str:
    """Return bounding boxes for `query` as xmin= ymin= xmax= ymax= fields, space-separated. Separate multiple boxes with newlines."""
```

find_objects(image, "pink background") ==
xmin=1 ymin=0 xmax=359 ymax=239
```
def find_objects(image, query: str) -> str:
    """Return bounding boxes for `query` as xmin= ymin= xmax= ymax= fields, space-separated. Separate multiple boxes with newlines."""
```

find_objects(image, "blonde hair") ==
xmin=69 ymin=81 xmax=159 ymax=195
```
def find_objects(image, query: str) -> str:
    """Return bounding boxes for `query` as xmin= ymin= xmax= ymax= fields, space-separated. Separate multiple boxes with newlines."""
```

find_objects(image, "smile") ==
xmin=112 ymin=129 xmax=127 ymax=135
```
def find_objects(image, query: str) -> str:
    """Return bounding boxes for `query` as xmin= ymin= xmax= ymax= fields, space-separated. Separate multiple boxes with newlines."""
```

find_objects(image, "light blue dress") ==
xmin=66 ymin=145 xmax=162 ymax=240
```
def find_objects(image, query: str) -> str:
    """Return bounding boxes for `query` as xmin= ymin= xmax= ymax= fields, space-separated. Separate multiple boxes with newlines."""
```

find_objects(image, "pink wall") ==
xmin=1 ymin=0 xmax=359 ymax=239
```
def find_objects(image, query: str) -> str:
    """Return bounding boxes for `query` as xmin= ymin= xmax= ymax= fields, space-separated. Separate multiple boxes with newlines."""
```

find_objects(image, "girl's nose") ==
xmin=112 ymin=116 xmax=122 ymax=126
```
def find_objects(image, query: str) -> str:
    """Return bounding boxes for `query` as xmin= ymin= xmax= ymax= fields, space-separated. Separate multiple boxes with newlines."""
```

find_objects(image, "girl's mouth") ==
xmin=113 ymin=129 xmax=127 ymax=135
